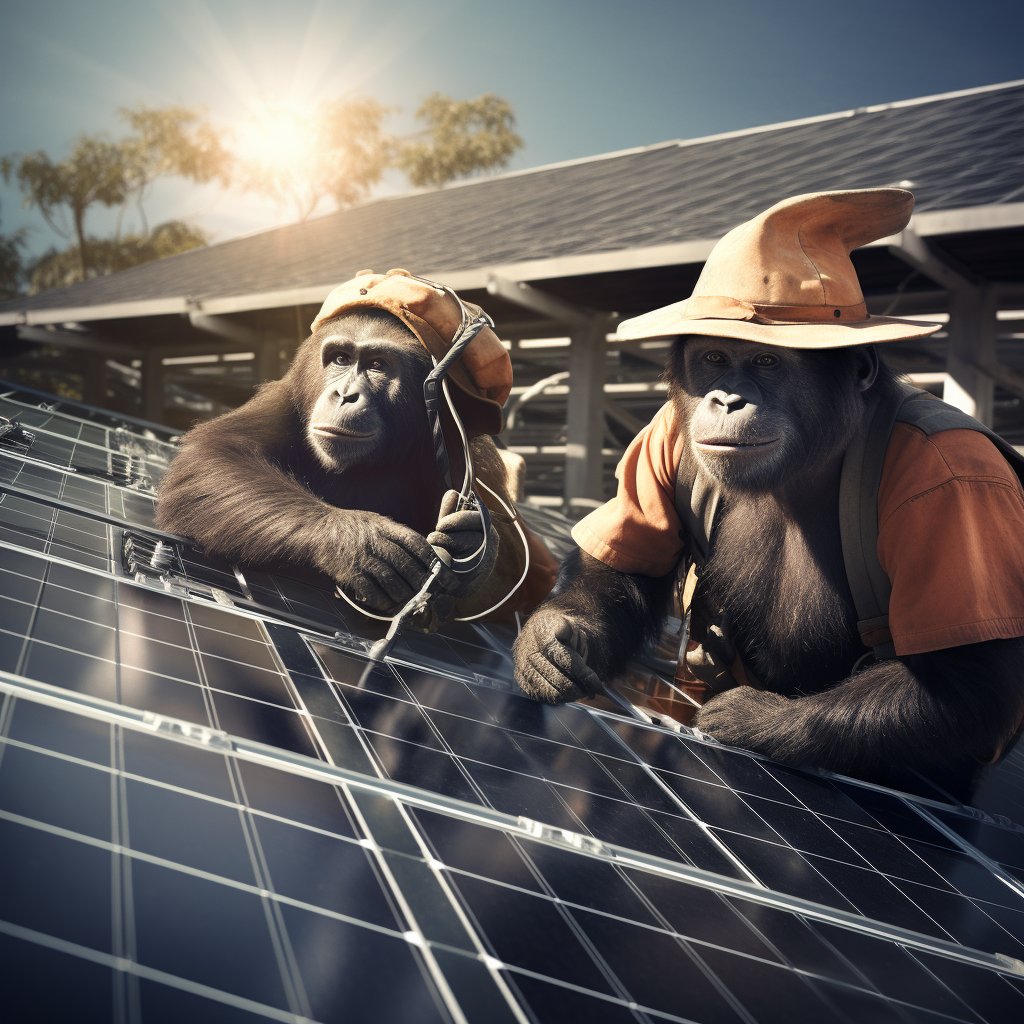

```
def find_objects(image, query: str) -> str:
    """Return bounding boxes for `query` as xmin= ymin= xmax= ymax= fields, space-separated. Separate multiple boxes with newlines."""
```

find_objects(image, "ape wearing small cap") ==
xmin=157 ymin=269 xmax=557 ymax=624
xmin=514 ymin=190 xmax=1024 ymax=799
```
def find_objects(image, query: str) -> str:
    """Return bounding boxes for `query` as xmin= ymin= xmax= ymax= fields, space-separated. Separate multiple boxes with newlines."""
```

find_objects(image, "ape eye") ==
xmin=332 ymin=353 xmax=352 ymax=366
xmin=704 ymin=352 xmax=728 ymax=365
xmin=368 ymin=358 xmax=388 ymax=371
xmin=753 ymin=353 xmax=779 ymax=367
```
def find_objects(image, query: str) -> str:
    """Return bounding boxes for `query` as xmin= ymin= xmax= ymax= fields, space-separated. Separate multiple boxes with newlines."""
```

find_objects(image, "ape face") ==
xmin=307 ymin=310 xmax=433 ymax=472
xmin=668 ymin=335 xmax=876 ymax=491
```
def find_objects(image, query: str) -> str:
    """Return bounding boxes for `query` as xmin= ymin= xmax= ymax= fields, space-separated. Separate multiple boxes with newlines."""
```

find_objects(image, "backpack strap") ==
xmin=838 ymin=387 xmax=907 ymax=659
xmin=674 ymin=462 xmax=720 ymax=571
xmin=840 ymin=383 xmax=1024 ymax=661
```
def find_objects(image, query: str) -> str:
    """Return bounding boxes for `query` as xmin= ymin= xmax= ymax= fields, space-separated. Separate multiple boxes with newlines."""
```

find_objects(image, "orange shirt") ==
xmin=572 ymin=404 xmax=1024 ymax=656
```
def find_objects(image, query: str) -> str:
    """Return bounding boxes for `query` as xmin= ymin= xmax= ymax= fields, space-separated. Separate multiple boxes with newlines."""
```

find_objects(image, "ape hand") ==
xmin=513 ymin=610 xmax=604 ymax=704
xmin=427 ymin=490 xmax=499 ymax=598
xmin=695 ymin=686 xmax=790 ymax=757
xmin=330 ymin=510 xmax=439 ymax=614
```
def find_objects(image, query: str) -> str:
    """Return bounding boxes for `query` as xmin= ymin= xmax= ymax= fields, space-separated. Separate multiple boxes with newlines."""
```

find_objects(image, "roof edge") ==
xmin=5 ymin=201 xmax=1023 ymax=327
xmin=432 ymin=79 xmax=1024 ymax=189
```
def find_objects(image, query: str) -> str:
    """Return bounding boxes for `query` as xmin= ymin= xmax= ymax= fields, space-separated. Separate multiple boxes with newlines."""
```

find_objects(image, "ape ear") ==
xmin=854 ymin=347 xmax=879 ymax=392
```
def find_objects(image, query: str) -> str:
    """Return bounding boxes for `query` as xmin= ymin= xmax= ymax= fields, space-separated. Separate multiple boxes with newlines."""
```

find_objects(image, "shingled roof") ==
xmin=1 ymin=79 xmax=1022 ymax=323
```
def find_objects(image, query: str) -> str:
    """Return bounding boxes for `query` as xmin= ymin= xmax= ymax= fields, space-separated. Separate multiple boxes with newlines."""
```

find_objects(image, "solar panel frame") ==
xmin=2 ymin=386 xmax=1024 ymax=1023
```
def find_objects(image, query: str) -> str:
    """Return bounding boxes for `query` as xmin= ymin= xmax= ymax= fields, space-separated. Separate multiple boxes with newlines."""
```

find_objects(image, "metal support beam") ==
xmin=486 ymin=275 xmax=595 ymax=325
xmin=188 ymin=311 xmax=262 ymax=346
xmin=141 ymin=351 xmax=165 ymax=425
xmin=886 ymin=231 xmax=1011 ymax=426
xmin=944 ymin=287 xmax=996 ymax=426
xmin=603 ymin=397 xmax=645 ymax=435
xmin=886 ymin=229 xmax=980 ymax=293
xmin=565 ymin=318 xmax=609 ymax=507
xmin=15 ymin=325 xmax=137 ymax=359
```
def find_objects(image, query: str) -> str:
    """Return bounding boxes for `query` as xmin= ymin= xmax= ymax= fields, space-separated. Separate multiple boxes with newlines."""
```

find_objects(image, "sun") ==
xmin=234 ymin=105 xmax=319 ymax=178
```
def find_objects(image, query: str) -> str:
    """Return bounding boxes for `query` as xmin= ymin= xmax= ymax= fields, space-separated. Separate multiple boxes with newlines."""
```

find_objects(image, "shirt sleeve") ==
xmin=877 ymin=426 xmax=1024 ymax=656
xmin=571 ymin=403 xmax=686 ymax=577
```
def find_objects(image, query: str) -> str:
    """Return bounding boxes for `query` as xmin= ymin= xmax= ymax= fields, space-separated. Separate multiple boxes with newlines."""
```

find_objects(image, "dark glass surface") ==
xmin=237 ymin=759 xmax=357 ymax=838
xmin=815 ymin=923 xmax=982 ymax=1017
xmin=696 ymin=946 xmax=846 ymax=1024
xmin=0 ymin=818 xmax=112 ymax=952
xmin=209 ymin=690 xmax=318 ymax=757
xmin=254 ymin=815 xmax=399 ymax=927
xmin=0 ymin=933 xmax=114 ymax=1024
xmin=6 ymin=697 xmax=111 ymax=765
xmin=122 ymin=727 xmax=234 ymax=800
xmin=125 ymin=778 xmax=257 ymax=884
xmin=280 ymin=905 xmax=450 ymax=1024
xmin=131 ymin=859 xmax=291 ymax=1009
xmin=523 ymin=838 xmax=661 ymax=923
xmin=570 ymin=907 xmax=746 ymax=1021
xmin=449 ymin=871 xmax=616 ymax=994
xmin=414 ymin=809 xmax=543 ymax=892
xmin=507 ymin=973 xmax=642 ymax=1024
xmin=0 ymin=743 xmax=111 ymax=840
xmin=6 ymin=389 xmax=1024 ymax=1022
xmin=622 ymin=867 xmax=779 ymax=958
xmin=138 ymin=980 xmax=275 ymax=1024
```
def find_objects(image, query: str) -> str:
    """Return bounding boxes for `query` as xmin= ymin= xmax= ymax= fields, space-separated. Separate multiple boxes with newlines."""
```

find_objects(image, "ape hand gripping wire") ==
xmin=350 ymin=276 xmax=528 ymax=662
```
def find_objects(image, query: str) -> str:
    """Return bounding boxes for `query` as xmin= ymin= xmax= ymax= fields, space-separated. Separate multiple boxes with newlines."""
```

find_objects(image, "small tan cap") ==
xmin=617 ymin=188 xmax=941 ymax=348
xmin=312 ymin=269 xmax=512 ymax=436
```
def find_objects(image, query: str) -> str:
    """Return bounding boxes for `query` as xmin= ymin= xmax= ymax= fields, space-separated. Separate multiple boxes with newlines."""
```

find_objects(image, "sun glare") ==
xmin=235 ymin=106 xmax=318 ymax=176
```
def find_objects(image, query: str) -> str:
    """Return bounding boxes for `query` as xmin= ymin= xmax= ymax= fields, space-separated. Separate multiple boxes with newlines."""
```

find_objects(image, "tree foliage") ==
xmin=1 ymin=137 xmax=131 ymax=279
xmin=398 ymin=93 xmax=523 ymax=189
xmin=0 ymin=206 xmax=28 ymax=299
xmin=234 ymin=96 xmax=392 ymax=221
xmin=28 ymin=220 xmax=208 ymax=294
xmin=117 ymin=104 xmax=231 ymax=233
xmin=1 ymin=91 xmax=524 ymax=295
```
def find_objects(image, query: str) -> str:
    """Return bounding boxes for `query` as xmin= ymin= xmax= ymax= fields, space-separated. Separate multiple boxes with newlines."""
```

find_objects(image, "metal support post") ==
xmin=944 ymin=287 xmax=996 ymax=426
xmin=256 ymin=337 xmax=285 ymax=385
xmin=82 ymin=356 xmax=106 ymax=407
xmin=141 ymin=351 xmax=165 ymax=424
xmin=564 ymin=318 xmax=608 ymax=509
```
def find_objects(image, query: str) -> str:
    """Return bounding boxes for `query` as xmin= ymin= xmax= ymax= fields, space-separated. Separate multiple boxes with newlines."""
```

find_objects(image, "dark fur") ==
xmin=514 ymin=336 xmax=1024 ymax=797
xmin=157 ymin=310 xmax=489 ymax=612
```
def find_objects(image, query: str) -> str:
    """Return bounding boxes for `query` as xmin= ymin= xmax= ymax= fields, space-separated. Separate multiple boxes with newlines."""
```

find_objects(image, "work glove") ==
xmin=513 ymin=611 xmax=604 ymax=704
xmin=427 ymin=489 xmax=499 ymax=598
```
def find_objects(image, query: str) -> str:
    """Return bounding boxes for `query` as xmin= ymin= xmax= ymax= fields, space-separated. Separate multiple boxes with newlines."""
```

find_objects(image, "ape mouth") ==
xmin=311 ymin=425 xmax=375 ymax=440
xmin=695 ymin=437 xmax=779 ymax=451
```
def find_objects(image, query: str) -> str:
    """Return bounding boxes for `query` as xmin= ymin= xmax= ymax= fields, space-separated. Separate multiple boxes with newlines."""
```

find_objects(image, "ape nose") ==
xmin=340 ymin=391 xmax=360 ymax=405
xmin=709 ymin=390 xmax=745 ymax=409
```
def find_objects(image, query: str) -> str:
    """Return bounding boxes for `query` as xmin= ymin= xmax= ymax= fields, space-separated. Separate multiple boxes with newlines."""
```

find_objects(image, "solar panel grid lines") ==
xmin=0 ymin=679 xmax=1019 ymax=1024
xmin=5 ymin=386 xmax=1024 ymax=1021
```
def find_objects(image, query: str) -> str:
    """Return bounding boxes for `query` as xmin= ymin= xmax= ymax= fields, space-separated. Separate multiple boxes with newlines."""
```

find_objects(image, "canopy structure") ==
xmin=3 ymin=381 xmax=1024 ymax=1021
xmin=1 ymin=79 xmax=1022 ymax=510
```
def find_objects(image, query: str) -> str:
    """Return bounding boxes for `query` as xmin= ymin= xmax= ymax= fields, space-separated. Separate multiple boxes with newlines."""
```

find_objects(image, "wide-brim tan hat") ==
xmin=617 ymin=189 xmax=941 ymax=348
xmin=312 ymin=269 xmax=512 ymax=436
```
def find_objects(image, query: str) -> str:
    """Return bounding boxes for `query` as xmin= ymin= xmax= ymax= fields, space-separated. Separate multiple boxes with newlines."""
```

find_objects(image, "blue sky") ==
xmin=2 ymin=0 xmax=1022 ymax=258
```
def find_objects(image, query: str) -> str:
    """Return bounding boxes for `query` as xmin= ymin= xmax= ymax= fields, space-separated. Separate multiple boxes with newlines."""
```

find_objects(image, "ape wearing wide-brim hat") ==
xmin=514 ymin=188 xmax=1024 ymax=798
xmin=157 ymin=269 xmax=558 ymax=628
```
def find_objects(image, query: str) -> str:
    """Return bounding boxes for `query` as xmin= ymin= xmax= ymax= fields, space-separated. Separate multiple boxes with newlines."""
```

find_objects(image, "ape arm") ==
xmin=513 ymin=549 xmax=675 ymax=703
xmin=696 ymin=638 xmax=1024 ymax=795
xmin=156 ymin=411 xmax=438 ymax=612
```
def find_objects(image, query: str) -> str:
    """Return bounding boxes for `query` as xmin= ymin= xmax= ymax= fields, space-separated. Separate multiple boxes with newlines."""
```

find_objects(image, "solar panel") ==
xmin=3 ymin=379 xmax=1024 ymax=1023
